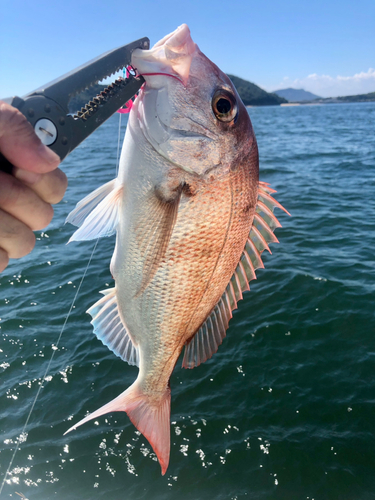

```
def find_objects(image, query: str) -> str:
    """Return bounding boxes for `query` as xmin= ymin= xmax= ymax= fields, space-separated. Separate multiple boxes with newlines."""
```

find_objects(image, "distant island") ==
xmin=273 ymin=88 xmax=321 ymax=102
xmin=315 ymin=91 xmax=375 ymax=104
xmin=67 ymin=78 xmax=375 ymax=114
xmin=273 ymin=87 xmax=375 ymax=104
xmin=227 ymin=75 xmax=287 ymax=106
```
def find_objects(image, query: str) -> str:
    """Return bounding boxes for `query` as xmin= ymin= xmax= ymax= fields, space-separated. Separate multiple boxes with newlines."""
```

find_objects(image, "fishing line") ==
xmin=116 ymin=112 xmax=122 ymax=176
xmin=1 ymin=114 xmax=124 ymax=495
xmin=0 ymin=239 xmax=99 ymax=495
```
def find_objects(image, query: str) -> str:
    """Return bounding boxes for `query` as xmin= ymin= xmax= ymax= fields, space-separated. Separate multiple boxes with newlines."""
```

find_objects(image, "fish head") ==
xmin=131 ymin=24 xmax=257 ymax=178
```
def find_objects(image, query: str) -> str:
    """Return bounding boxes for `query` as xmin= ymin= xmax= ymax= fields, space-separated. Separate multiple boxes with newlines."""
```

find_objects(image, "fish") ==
xmin=65 ymin=23 xmax=289 ymax=475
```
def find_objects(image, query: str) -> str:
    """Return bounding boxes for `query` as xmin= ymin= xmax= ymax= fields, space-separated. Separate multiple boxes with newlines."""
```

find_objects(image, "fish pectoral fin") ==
xmin=87 ymin=287 xmax=139 ymax=366
xmin=66 ymin=179 xmax=123 ymax=242
xmin=64 ymin=382 xmax=171 ymax=476
xmin=135 ymin=184 xmax=183 ymax=295
xmin=183 ymin=181 xmax=289 ymax=369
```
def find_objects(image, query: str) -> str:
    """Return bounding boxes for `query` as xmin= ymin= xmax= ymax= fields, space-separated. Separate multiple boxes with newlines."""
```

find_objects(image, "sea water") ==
xmin=1 ymin=102 xmax=375 ymax=499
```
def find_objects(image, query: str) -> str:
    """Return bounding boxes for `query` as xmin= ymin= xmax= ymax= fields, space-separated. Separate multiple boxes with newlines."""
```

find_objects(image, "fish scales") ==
xmin=124 ymin=163 xmax=257 ymax=387
xmin=115 ymin=143 xmax=258 ymax=391
xmin=65 ymin=24 xmax=287 ymax=475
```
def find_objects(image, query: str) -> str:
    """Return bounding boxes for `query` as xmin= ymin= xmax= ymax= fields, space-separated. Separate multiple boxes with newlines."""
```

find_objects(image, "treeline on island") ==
xmin=317 ymin=91 xmax=375 ymax=104
xmin=227 ymin=75 xmax=287 ymax=106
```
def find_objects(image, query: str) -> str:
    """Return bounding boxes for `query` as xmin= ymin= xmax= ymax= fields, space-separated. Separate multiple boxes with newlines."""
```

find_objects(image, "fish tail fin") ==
xmin=64 ymin=382 xmax=171 ymax=475
xmin=127 ymin=385 xmax=171 ymax=475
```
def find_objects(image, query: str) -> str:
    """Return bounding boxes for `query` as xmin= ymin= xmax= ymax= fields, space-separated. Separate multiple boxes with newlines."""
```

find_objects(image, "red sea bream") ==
xmin=65 ymin=24 xmax=288 ymax=475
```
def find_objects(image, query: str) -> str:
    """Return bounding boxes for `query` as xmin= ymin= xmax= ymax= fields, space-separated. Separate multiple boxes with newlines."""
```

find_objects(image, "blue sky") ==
xmin=1 ymin=0 xmax=374 ymax=98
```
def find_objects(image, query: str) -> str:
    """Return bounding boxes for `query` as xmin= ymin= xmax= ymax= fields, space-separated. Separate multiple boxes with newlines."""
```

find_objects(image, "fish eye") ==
xmin=212 ymin=90 xmax=238 ymax=123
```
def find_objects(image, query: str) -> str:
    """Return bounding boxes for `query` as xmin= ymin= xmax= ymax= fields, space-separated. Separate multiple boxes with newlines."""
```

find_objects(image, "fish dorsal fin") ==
xmin=87 ymin=288 xmax=139 ymax=366
xmin=66 ymin=179 xmax=123 ymax=242
xmin=182 ymin=182 xmax=289 ymax=369
xmin=182 ymin=295 xmax=232 ymax=369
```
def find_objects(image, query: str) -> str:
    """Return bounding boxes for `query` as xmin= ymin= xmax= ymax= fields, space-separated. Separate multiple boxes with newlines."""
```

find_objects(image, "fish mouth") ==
xmin=131 ymin=24 xmax=196 ymax=85
xmin=137 ymin=72 xmax=183 ymax=84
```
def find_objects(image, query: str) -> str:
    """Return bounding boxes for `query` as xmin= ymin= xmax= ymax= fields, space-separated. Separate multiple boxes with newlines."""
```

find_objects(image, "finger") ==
xmin=0 ymin=209 xmax=36 ymax=259
xmin=0 ymin=171 xmax=54 ymax=231
xmin=0 ymin=101 xmax=60 ymax=174
xmin=14 ymin=167 xmax=68 ymax=204
xmin=0 ymin=248 xmax=9 ymax=273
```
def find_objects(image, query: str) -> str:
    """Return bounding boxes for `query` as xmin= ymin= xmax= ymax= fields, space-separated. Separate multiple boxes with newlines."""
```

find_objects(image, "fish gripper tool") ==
xmin=0 ymin=37 xmax=150 ymax=174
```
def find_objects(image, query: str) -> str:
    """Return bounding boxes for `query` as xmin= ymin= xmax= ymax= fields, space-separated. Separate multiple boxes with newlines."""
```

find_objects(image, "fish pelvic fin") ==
xmin=64 ymin=382 xmax=171 ymax=475
xmin=66 ymin=179 xmax=123 ymax=242
xmin=182 ymin=181 xmax=289 ymax=369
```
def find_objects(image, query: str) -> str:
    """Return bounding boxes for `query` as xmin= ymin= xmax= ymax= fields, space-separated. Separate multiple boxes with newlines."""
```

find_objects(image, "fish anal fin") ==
xmin=182 ymin=181 xmax=289 ymax=369
xmin=135 ymin=184 xmax=183 ymax=295
xmin=87 ymin=287 xmax=139 ymax=366
xmin=64 ymin=382 xmax=171 ymax=475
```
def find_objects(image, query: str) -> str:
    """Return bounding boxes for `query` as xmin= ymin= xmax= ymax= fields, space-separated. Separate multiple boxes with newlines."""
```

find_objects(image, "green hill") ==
xmin=227 ymin=75 xmax=287 ymax=106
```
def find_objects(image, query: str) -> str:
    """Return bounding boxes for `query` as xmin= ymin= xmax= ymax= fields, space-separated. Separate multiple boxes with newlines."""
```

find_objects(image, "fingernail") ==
xmin=13 ymin=167 xmax=42 ymax=185
xmin=37 ymin=143 xmax=60 ymax=165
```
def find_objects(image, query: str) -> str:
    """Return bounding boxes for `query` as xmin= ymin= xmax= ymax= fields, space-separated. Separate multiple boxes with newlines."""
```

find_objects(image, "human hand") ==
xmin=0 ymin=100 xmax=68 ymax=272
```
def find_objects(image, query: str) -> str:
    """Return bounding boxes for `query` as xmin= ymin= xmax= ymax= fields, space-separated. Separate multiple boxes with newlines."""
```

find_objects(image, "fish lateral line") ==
xmin=182 ymin=181 xmax=289 ymax=369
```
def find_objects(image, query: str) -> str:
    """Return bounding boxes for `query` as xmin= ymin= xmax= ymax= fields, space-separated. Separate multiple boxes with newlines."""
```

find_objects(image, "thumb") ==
xmin=0 ymin=100 xmax=60 ymax=174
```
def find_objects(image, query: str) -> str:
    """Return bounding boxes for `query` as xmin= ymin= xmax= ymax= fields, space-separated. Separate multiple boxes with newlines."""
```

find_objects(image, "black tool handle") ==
xmin=0 ymin=37 xmax=150 ymax=177
xmin=0 ymin=153 xmax=15 ymax=175
xmin=0 ymin=95 xmax=63 ymax=176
